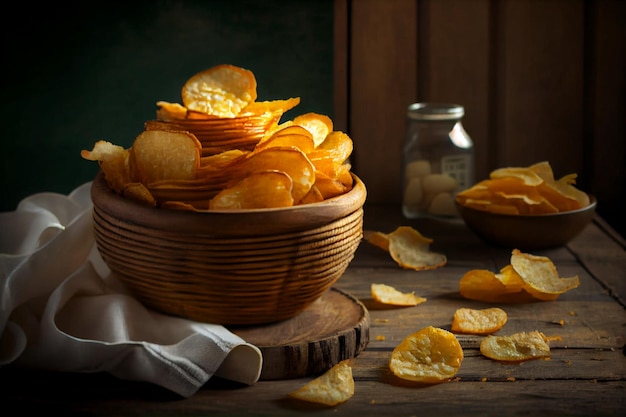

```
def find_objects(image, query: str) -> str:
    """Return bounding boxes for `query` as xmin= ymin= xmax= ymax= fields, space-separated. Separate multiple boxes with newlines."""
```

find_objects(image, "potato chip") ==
xmin=451 ymin=307 xmax=508 ymax=335
xmin=316 ymin=131 xmax=353 ymax=165
xmin=232 ymin=147 xmax=315 ymax=203
xmin=209 ymin=170 xmax=294 ymax=210
xmin=293 ymin=112 xmax=333 ymax=147
xmin=155 ymin=101 xmax=189 ymax=121
xmin=494 ymin=264 xmax=526 ymax=293
xmin=130 ymin=130 xmax=201 ymax=185
xmin=181 ymin=64 xmax=257 ymax=118
xmin=480 ymin=330 xmax=550 ymax=362
xmin=389 ymin=326 xmax=463 ymax=383
xmin=122 ymin=182 xmax=156 ymax=206
xmin=254 ymin=130 xmax=315 ymax=154
xmin=297 ymin=185 xmax=325 ymax=205
xmin=81 ymin=140 xmax=131 ymax=194
xmin=459 ymin=249 xmax=577 ymax=303
xmin=490 ymin=166 xmax=544 ymax=186
xmin=371 ymin=283 xmax=427 ymax=306
xmin=313 ymin=173 xmax=348 ymax=200
xmin=510 ymin=249 xmax=580 ymax=300
xmin=387 ymin=226 xmax=447 ymax=270
xmin=363 ymin=227 xmax=446 ymax=270
xmin=240 ymin=97 xmax=301 ymax=116
xmin=458 ymin=269 xmax=534 ymax=303
xmin=288 ymin=360 xmax=354 ymax=406
xmin=363 ymin=230 xmax=390 ymax=251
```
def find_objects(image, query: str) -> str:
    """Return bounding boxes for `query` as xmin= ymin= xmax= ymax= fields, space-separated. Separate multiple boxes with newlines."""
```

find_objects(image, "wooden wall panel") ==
xmin=418 ymin=0 xmax=492 ymax=182
xmin=495 ymin=0 xmax=586 ymax=177
xmin=587 ymin=0 xmax=625 ymax=236
xmin=349 ymin=0 xmax=418 ymax=203
xmin=338 ymin=0 xmax=625 ymax=235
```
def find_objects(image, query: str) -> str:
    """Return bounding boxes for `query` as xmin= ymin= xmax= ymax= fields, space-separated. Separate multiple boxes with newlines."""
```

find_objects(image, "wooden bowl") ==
xmin=90 ymin=171 xmax=367 ymax=325
xmin=456 ymin=196 xmax=597 ymax=250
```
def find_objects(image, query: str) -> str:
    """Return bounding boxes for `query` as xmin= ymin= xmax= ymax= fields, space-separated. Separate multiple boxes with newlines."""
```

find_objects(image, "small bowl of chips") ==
xmin=456 ymin=161 xmax=596 ymax=250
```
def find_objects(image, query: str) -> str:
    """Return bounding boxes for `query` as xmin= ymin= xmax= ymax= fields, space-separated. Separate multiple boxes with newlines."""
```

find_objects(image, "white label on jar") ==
xmin=441 ymin=155 xmax=471 ymax=190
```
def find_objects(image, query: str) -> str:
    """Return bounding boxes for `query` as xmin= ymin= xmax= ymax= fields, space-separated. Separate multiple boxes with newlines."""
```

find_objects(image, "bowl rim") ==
xmin=455 ymin=194 xmax=596 ymax=218
xmin=90 ymin=170 xmax=367 ymax=235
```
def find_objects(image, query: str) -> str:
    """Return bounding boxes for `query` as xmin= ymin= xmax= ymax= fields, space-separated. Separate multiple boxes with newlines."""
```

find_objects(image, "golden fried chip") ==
xmin=81 ymin=140 xmax=131 ymax=194
xmin=288 ymin=360 xmax=354 ymax=406
xmin=234 ymin=147 xmax=315 ymax=203
xmin=155 ymin=101 xmax=189 ymax=121
xmin=389 ymin=326 xmax=463 ymax=383
xmin=458 ymin=269 xmax=533 ymax=303
xmin=490 ymin=166 xmax=544 ymax=186
xmin=297 ymin=185 xmax=325 ymax=205
xmin=480 ymin=330 xmax=550 ymax=362
xmin=130 ymin=130 xmax=201 ymax=185
xmin=181 ymin=64 xmax=257 ymax=118
xmin=494 ymin=264 xmax=527 ymax=293
xmin=371 ymin=283 xmax=427 ymax=306
xmin=240 ymin=97 xmax=300 ymax=116
xmin=293 ymin=112 xmax=333 ymax=147
xmin=316 ymin=131 xmax=353 ymax=165
xmin=387 ymin=226 xmax=447 ymax=270
xmin=451 ymin=307 xmax=508 ymax=335
xmin=313 ymin=174 xmax=348 ymax=200
xmin=363 ymin=230 xmax=390 ymax=251
xmin=510 ymin=249 xmax=580 ymax=300
xmin=254 ymin=131 xmax=315 ymax=154
xmin=209 ymin=171 xmax=294 ymax=210
xmin=459 ymin=269 xmax=509 ymax=302
xmin=121 ymin=182 xmax=156 ymax=207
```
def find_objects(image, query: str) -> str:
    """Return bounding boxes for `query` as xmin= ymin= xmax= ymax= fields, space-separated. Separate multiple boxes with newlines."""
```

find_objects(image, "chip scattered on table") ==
xmin=451 ymin=307 xmax=508 ymax=335
xmin=459 ymin=249 xmax=578 ymax=302
xmin=371 ymin=283 xmax=427 ymax=306
xmin=288 ymin=360 xmax=354 ymax=406
xmin=510 ymin=249 xmax=580 ymax=301
xmin=364 ymin=226 xmax=447 ymax=270
xmin=480 ymin=330 xmax=551 ymax=362
xmin=389 ymin=326 xmax=463 ymax=383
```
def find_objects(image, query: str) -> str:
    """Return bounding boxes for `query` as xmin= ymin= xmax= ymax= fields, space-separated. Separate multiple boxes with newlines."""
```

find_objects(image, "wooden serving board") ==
xmin=230 ymin=287 xmax=370 ymax=380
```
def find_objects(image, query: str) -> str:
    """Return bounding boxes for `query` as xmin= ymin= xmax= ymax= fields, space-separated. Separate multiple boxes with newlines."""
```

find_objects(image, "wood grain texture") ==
xmin=419 ymin=0 xmax=492 ymax=181
xmin=349 ymin=0 xmax=418 ymax=203
xmin=340 ymin=0 xmax=625 ymax=236
xmin=232 ymin=287 xmax=370 ymax=380
xmin=2 ymin=204 xmax=624 ymax=416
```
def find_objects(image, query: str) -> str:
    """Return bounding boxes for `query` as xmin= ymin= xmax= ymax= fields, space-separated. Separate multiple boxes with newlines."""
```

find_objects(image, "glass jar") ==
xmin=402 ymin=103 xmax=474 ymax=219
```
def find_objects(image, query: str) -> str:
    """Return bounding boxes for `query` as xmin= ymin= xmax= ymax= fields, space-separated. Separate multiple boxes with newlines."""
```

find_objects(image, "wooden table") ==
xmin=3 ymin=204 xmax=625 ymax=416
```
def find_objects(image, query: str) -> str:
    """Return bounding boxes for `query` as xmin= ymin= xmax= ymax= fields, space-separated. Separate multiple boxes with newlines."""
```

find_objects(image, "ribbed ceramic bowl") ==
xmin=456 ymin=196 xmax=597 ymax=250
xmin=90 ymin=171 xmax=366 ymax=325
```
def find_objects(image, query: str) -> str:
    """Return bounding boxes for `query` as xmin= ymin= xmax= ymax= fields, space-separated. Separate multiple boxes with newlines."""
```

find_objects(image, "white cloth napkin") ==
xmin=0 ymin=182 xmax=263 ymax=398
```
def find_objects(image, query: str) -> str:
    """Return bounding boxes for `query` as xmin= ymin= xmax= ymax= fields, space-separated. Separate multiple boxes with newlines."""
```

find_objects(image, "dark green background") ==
xmin=1 ymin=0 xmax=334 ymax=211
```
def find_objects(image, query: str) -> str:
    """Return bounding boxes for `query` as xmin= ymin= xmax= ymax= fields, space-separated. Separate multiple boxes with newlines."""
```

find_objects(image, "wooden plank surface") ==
xmin=3 ymin=205 xmax=625 ymax=416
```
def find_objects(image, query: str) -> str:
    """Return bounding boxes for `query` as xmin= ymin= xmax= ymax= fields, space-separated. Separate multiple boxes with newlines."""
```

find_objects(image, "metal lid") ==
xmin=407 ymin=103 xmax=464 ymax=121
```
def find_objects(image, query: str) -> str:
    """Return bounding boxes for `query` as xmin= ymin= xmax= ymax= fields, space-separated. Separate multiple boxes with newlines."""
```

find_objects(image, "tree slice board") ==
xmin=229 ymin=287 xmax=370 ymax=380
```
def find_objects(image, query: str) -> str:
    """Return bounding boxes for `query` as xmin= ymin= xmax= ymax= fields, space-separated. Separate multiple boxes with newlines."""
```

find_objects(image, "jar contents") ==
xmin=402 ymin=103 xmax=474 ymax=219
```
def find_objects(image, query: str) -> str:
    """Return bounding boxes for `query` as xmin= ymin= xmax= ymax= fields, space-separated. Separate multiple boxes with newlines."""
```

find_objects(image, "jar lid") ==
xmin=407 ymin=103 xmax=464 ymax=121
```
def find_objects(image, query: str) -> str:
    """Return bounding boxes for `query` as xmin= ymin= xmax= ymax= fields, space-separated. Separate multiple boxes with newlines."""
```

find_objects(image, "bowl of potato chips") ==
xmin=455 ymin=161 xmax=596 ymax=250
xmin=82 ymin=64 xmax=366 ymax=325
